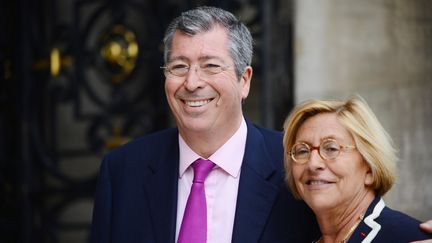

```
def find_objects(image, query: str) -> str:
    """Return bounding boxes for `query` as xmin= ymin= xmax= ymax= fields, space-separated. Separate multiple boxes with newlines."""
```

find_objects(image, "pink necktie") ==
xmin=178 ymin=159 xmax=215 ymax=243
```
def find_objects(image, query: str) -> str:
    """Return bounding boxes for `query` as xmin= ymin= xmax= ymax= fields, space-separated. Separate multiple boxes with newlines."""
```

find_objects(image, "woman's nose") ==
xmin=307 ymin=149 xmax=326 ymax=171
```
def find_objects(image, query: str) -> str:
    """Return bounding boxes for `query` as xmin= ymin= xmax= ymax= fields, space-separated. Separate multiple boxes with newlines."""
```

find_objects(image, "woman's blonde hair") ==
xmin=283 ymin=95 xmax=397 ymax=199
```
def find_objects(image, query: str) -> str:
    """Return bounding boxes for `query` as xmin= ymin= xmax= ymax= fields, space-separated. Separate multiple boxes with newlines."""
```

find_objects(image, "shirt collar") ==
xmin=178 ymin=117 xmax=247 ymax=178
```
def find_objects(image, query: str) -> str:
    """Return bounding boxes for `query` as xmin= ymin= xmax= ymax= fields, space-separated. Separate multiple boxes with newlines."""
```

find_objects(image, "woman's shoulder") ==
xmin=352 ymin=197 xmax=431 ymax=242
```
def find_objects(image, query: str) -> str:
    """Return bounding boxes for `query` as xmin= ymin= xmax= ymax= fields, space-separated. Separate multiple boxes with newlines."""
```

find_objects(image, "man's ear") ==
xmin=240 ymin=66 xmax=253 ymax=99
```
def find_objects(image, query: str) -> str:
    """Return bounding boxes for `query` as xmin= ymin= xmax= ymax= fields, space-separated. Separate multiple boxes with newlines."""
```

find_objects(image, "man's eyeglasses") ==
xmin=161 ymin=63 xmax=231 ymax=79
xmin=289 ymin=138 xmax=356 ymax=164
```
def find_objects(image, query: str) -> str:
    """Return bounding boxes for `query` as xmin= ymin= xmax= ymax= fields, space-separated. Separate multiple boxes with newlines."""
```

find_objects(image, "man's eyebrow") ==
xmin=168 ymin=55 xmax=225 ymax=63
xmin=199 ymin=55 xmax=219 ymax=60
xmin=198 ymin=55 xmax=225 ymax=63
xmin=167 ymin=56 xmax=189 ymax=63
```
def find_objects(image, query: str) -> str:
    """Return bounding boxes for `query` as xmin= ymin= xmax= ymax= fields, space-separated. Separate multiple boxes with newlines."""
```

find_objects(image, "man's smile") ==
xmin=183 ymin=98 xmax=214 ymax=107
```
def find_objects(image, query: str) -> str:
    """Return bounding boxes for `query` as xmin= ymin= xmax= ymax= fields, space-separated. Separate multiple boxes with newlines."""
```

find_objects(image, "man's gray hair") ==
xmin=163 ymin=6 xmax=253 ymax=79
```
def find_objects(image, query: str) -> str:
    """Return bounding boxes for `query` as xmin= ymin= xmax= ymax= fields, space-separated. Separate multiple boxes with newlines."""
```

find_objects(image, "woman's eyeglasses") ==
xmin=289 ymin=138 xmax=356 ymax=164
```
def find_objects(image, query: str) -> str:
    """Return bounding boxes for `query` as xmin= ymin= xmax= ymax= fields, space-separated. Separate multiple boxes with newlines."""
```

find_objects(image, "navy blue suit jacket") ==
xmin=348 ymin=197 xmax=431 ymax=242
xmin=90 ymin=121 xmax=319 ymax=243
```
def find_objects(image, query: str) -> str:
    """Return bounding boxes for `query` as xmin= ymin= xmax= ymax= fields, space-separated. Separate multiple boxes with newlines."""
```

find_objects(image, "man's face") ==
xmin=164 ymin=25 xmax=252 ymax=140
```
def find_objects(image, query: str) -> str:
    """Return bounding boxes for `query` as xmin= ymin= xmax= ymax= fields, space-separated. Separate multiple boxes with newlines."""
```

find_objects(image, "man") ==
xmin=90 ymin=6 xmax=432 ymax=243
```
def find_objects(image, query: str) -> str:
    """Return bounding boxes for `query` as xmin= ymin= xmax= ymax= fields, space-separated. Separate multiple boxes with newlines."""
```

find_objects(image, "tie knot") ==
xmin=192 ymin=159 xmax=215 ymax=183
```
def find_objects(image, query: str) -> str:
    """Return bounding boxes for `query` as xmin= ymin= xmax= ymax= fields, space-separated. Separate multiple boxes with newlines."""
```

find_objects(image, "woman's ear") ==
xmin=365 ymin=169 xmax=374 ymax=186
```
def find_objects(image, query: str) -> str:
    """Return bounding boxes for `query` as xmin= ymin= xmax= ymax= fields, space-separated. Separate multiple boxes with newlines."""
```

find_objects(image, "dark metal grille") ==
xmin=0 ymin=0 xmax=294 ymax=242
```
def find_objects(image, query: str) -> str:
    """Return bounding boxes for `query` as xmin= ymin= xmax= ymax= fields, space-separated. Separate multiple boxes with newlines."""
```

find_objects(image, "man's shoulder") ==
xmin=248 ymin=122 xmax=283 ymax=139
xmin=131 ymin=127 xmax=178 ymax=146
xmin=247 ymin=122 xmax=283 ymax=151
xmin=246 ymin=122 xmax=284 ymax=164
xmin=105 ymin=127 xmax=178 ymax=160
xmin=130 ymin=127 xmax=177 ymax=145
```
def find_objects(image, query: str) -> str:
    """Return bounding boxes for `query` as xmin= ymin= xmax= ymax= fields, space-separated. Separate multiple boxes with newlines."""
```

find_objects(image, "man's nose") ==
xmin=184 ymin=66 xmax=204 ymax=91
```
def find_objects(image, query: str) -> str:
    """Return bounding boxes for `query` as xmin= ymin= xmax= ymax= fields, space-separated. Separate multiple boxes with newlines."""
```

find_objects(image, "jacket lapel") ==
xmin=142 ymin=130 xmax=180 ymax=243
xmin=140 ymin=124 xmax=282 ymax=243
xmin=232 ymin=123 xmax=282 ymax=243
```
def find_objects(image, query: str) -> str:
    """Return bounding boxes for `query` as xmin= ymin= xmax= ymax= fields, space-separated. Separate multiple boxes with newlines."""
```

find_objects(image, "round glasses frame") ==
xmin=289 ymin=138 xmax=356 ymax=164
xmin=161 ymin=64 xmax=231 ymax=79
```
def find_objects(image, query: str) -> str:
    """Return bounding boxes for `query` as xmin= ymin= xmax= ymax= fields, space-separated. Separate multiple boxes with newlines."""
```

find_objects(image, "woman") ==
xmin=283 ymin=96 xmax=431 ymax=243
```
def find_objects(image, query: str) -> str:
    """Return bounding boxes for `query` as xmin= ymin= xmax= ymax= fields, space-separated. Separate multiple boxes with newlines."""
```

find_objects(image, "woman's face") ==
xmin=291 ymin=113 xmax=373 ymax=214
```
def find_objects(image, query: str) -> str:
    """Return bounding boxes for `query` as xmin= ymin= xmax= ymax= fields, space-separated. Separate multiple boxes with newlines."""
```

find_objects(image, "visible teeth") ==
xmin=186 ymin=99 xmax=211 ymax=107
